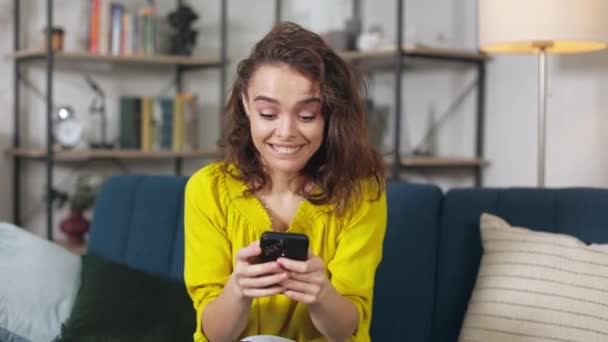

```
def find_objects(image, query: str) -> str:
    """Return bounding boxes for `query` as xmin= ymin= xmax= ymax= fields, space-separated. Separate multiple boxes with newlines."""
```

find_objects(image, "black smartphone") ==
xmin=258 ymin=231 xmax=309 ymax=263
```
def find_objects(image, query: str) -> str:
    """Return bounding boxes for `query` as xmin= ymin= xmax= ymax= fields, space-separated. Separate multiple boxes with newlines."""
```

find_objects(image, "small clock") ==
xmin=53 ymin=106 xmax=83 ymax=148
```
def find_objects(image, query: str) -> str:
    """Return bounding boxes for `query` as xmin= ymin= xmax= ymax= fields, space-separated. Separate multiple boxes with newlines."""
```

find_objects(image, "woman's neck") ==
xmin=266 ymin=170 xmax=303 ymax=196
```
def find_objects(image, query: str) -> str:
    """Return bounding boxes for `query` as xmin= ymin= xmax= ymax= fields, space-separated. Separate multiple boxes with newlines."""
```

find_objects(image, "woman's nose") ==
xmin=275 ymin=114 xmax=297 ymax=138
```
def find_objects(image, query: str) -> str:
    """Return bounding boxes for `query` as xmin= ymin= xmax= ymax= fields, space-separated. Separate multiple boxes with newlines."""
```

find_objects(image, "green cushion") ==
xmin=58 ymin=254 xmax=195 ymax=342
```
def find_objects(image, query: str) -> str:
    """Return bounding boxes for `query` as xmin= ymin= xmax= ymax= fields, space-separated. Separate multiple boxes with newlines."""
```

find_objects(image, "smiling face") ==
xmin=241 ymin=64 xmax=325 ymax=178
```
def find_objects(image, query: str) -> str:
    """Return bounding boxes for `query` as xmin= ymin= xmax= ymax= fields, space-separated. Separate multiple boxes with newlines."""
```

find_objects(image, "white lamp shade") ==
xmin=479 ymin=0 xmax=608 ymax=54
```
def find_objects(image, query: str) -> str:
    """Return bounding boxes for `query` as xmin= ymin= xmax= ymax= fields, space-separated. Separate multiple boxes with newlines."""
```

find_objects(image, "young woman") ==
xmin=184 ymin=22 xmax=386 ymax=342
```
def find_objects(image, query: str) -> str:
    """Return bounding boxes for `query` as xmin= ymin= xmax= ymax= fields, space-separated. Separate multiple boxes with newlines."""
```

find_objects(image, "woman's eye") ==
xmin=260 ymin=113 xmax=276 ymax=119
xmin=299 ymin=114 xmax=316 ymax=122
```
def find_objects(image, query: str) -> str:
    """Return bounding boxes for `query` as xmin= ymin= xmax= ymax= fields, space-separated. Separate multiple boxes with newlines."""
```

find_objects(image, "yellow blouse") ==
xmin=184 ymin=162 xmax=387 ymax=342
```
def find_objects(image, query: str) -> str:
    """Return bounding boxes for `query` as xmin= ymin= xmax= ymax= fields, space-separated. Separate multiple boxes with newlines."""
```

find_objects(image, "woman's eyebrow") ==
xmin=298 ymin=97 xmax=321 ymax=105
xmin=253 ymin=95 xmax=321 ymax=105
xmin=253 ymin=95 xmax=280 ymax=104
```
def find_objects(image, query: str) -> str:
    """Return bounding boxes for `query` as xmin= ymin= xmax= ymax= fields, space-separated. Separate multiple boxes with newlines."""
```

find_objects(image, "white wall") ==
xmin=484 ymin=52 xmax=608 ymax=187
xmin=1 ymin=0 xmax=608 ymax=236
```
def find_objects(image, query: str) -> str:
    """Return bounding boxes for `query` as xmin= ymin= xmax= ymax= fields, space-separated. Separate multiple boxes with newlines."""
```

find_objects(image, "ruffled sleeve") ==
xmin=184 ymin=163 xmax=232 ymax=342
xmin=326 ymin=179 xmax=387 ymax=341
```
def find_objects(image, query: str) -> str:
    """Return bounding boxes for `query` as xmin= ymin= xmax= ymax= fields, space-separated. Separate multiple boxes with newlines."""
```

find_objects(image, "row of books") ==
xmin=88 ymin=0 xmax=164 ymax=56
xmin=119 ymin=94 xmax=199 ymax=152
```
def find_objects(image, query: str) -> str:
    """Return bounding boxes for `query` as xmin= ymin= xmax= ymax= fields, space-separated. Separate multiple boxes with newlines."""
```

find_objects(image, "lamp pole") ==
xmin=535 ymin=42 xmax=551 ymax=188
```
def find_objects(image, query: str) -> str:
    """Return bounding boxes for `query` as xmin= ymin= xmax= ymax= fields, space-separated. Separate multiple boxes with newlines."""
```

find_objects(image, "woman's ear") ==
xmin=241 ymin=93 xmax=250 ymax=117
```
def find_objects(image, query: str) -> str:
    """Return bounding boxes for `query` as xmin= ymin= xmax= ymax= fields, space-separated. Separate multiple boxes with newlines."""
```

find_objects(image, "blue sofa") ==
xmin=88 ymin=175 xmax=608 ymax=342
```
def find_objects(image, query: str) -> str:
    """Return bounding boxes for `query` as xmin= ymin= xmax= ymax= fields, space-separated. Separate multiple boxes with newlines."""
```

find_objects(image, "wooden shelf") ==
xmin=6 ymin=148 xmax=222 ymax=161
xmin=384 ymin=155 xmax=489 ymax=168
xmin=7 ymin=50 xmax=223 ymax=69
xmin=339 ymin=43 xmax=487 ymax=69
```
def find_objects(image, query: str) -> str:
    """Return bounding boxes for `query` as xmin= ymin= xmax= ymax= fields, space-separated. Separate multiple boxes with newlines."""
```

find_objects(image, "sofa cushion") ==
xmin=433 ymin=188 xmax=608 ymax=342
xmin=59 ymin=254 xmax=195 ymax=342
xmin=371 ymin=182 xmax=442 ymax=342
xmin=88 ymin=175 xmax=189 ymax=281
xmin=0 ymin=327 xmax=30 ymax=342
xmin=459 ymin=213 xmax=608 ymax=342
xmin=0 ymin=222 xmax=81 ymax=342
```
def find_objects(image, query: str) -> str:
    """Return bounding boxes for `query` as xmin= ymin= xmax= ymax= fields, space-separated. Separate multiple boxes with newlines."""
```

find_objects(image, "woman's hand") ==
xmin=230 ymin=241 xmax=288 ymax=299
xmin=277 ymin=249 xmax=331 ymax=304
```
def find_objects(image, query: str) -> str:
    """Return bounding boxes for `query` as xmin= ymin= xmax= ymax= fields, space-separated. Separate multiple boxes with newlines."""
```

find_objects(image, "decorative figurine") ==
xmin=167 ymin=4 xmax=199 ymax=56
xmin=59 ymin=175 xmax=99 ymax=246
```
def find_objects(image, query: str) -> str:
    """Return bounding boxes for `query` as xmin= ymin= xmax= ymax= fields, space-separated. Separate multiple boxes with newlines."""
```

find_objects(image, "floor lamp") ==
xmin=478 ymin=0 xmax=608 ymax=187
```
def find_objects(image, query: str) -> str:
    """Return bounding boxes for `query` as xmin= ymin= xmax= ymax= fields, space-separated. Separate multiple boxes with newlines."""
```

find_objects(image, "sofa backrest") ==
xmin=88 ymin=175 xmax=444 ymax=341
xmin=88 ymin=175 xmax=189 ymax=282
xmin=371 ymin=182 xmax=443 ymax=342
xmin=432 ymin=187 xmax=608 ymax=342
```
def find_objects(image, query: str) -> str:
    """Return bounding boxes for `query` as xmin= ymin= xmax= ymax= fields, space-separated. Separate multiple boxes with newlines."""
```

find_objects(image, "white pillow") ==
xmin=459 ymin=213 xmax=608 ymax=342
xmin=0 ymin=223 xmax=81 ymax=342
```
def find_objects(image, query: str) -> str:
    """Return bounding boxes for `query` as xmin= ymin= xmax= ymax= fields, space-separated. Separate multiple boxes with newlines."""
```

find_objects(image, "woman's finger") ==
xmin=236 ymin=243 xmax=262 ymax=261
xmin=243 ymin=285 xmax=285 ymax=298
xmin=286 ymin=271 xmax=325 ymax=284
xmin=239 ymin=261 xmax=283 ymax=278
xmin=283 ymin=290 xmax=314 ymax=304
xmin=276 ymin=257 xmax=308 ymax=273
xmin=277 ymin=256 xmax=323 ymax=273
xmin=239 ymin=272 xmax=288 ymax=289
xmin=281 ymin=279 xmax=320 ymax=295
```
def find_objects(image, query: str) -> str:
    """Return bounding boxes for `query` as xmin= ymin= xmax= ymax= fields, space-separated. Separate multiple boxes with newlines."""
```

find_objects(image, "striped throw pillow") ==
xmin=459 ymin=213 xmax=608 ymax=342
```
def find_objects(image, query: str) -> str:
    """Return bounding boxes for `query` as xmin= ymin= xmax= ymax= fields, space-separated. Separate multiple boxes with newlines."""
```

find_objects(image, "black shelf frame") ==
xmin=390 ymin=0 xmax=486 ymax=185
xmin=12 ymin=0 xmax=229 ymax=240
xmin=275 ymin=0 xmax=487 ymax=186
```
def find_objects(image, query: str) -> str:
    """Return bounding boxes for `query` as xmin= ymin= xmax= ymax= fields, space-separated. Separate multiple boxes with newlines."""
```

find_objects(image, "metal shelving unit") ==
xmin=341 ymin=41 xmax=488 ymax=184
xmin=10 ymin=0 xmax=229 ymax=240
xmin=275 ymin=0 xmax=488 ymax=185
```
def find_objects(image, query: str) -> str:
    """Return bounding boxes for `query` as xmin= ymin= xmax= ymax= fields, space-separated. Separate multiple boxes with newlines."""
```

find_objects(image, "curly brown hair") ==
xmin=220 ymin=21 xmax=384 ymax=215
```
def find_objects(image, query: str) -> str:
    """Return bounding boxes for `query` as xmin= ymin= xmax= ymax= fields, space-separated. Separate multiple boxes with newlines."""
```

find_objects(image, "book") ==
xmin=171 ymin=95 xmax=185 ymax=152
xmin=98 ymin=0 xmax=111 ymax=54
xmin=87 ymin=1 xmax=159 ymax=57
xmin=110 ymin=3 xmax=124 ymax=56
xmin=119 ymin=97 xmax=141 ymax=149
xmin=138 ymin=6 xmax=156 ymax=56
xmin=121 ymin=12 xmax=133 ymax=55
xmin=140 ymin=97 xmax=155 ymax=151
xmin=88 ymin=0 xmax=100 ymax=53
xmin=157 ymin=97 xmax=173 ymax=150
xmin=118 ymin=94 xmax=200 ymax=152
xmin=182 ymin=93 xmax=199 ymax=150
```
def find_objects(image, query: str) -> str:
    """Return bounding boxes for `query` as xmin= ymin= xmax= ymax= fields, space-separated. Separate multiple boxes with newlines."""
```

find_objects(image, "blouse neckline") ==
xmin=220 ymin=164 xmax=330 ymax=233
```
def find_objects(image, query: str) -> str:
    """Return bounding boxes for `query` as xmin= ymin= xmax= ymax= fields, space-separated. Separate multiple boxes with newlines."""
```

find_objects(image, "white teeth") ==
xmin=271 ymin=145 xmax=301 ymax=154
